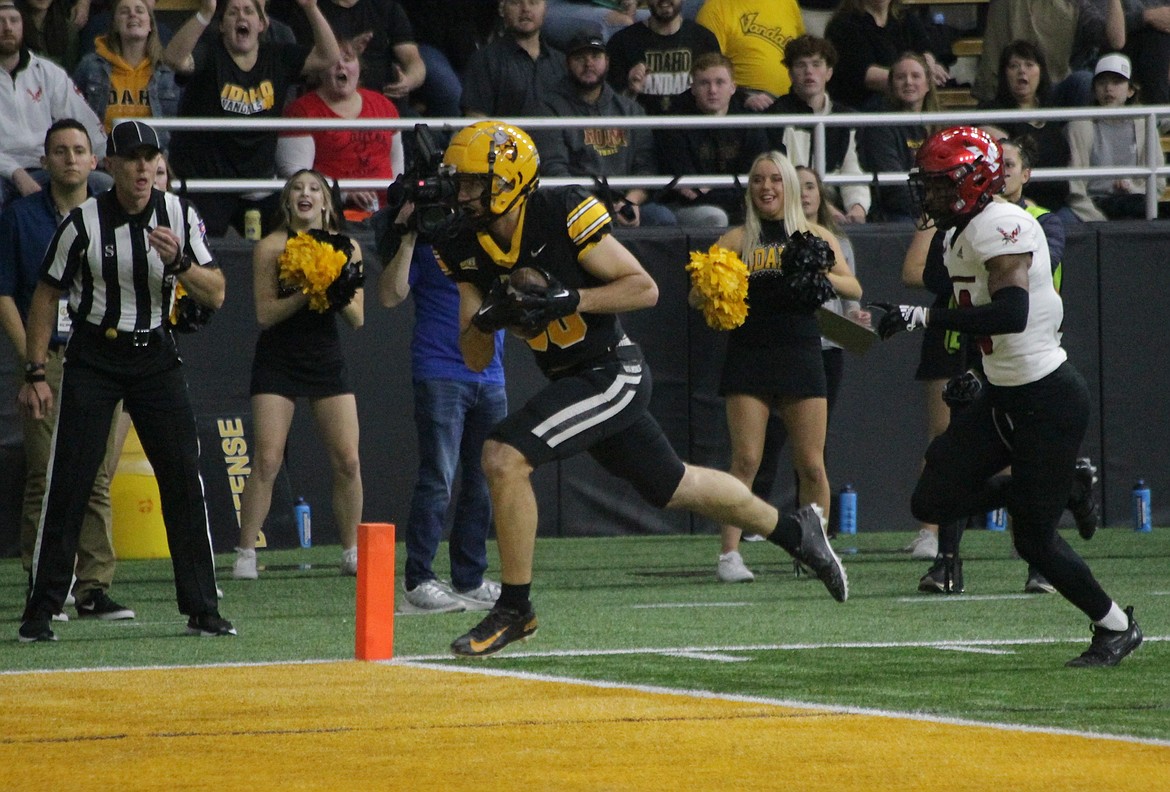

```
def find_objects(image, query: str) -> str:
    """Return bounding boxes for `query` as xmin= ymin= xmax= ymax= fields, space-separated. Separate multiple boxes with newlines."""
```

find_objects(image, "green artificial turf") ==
xmin=2 ymin=527 xmax=1166 ymax=740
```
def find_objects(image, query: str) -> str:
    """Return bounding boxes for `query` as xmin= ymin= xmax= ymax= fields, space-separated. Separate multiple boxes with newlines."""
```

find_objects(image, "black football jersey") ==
xmin=435 ymin=186 xmax=627 ymax=375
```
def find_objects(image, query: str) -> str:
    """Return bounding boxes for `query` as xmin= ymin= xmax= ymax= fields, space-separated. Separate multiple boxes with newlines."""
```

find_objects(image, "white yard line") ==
xmin=668 ymin=651 xmax=750 ymax=662
xmin=394 ymin=658 xmax=1170 ymax=748
xmin=896 ymin=594 xmax=1037 ymax=602
xmin=631 ymin=602 xmax=751 ymax=609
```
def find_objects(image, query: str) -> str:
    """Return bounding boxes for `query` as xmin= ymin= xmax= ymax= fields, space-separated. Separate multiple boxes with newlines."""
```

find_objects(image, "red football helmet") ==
xmin=909 ymin=126 xmax=1004 ymax=228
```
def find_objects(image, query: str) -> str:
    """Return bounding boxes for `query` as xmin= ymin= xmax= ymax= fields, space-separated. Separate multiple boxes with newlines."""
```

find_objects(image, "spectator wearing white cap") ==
xmin=1065 ymin=52 xmax=1165 ymax=220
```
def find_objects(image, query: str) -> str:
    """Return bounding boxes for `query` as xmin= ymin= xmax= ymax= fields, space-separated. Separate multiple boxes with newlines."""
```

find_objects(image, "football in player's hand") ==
xmin=505 ymin=268 xmax=551 ymax=339
xmin=508 ymin=266 xmax=549 ymax=295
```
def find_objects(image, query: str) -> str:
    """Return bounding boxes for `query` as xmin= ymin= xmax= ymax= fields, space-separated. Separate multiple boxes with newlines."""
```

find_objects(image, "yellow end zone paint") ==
xmin=1 ymin=662 xmax=1166 ymax=790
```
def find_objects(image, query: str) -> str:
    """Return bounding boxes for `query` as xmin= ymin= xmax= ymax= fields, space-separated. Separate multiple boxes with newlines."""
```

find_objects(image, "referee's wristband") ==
xmin=167 ymin=253 xmax=193 ymax=275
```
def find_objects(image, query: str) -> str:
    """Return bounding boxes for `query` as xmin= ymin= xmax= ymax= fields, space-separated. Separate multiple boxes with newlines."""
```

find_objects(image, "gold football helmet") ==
xmin=443 ymin=120 xmax=540 ymax=216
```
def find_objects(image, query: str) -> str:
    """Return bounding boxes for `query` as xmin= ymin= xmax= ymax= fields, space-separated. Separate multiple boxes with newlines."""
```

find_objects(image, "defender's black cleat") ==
xmin=919 ymin=554 xmax=964 ymax=594
xmin=1068 ymin=457 xmax=1101 ymax=540
xmin=790 ymin=505 xmax=848 ymax=602
xmin=451 ymin=605 xmax=538 ymax=658
xmin=1066 ymin=606 xmax=1142 ymax=667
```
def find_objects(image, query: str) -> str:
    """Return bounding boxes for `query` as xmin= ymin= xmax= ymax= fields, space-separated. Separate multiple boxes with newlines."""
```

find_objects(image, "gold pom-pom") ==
xmin=277 ymin=232 xmax=349 ymax=313
xmin=686 ymin=244 xmax=749 ymax=330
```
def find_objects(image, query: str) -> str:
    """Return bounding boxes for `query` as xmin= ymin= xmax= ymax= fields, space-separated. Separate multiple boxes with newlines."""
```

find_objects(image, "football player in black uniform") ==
xmin=423 ymin=121 xmax=849 ymax=657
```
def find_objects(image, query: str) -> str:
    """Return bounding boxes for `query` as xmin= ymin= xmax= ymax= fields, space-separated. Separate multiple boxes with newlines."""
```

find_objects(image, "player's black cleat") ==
xmin=790 ymin=505 xmax=848 ymax=602
xmin=919 ymin=554 xmax=964 ymax=594
xmin=451 ymin=605 xmax=538 ymax=658
xmin=1068 ymin=457 xmax=1101 ymax=540
xmin=1066 ymin=606 xmax=1142 ymax=667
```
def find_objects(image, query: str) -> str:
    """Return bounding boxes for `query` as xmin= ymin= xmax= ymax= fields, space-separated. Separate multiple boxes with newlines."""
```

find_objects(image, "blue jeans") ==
xmin=404 ymin=378 xmax=507 ymax=592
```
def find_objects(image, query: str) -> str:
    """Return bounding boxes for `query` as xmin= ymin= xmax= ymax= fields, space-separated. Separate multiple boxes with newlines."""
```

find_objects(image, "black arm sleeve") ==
xmin=929 ymin=285 xmax=1029 ymax=336
xmin=921 ymin=233 xmax=951 ymax=296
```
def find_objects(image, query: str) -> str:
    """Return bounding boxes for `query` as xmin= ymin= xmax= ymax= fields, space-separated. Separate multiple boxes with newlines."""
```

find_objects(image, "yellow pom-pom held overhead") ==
xmin=278 ymin=232 xmax=349 ymax=313
xmin=686 ymin=244 xmax=749 ymax=330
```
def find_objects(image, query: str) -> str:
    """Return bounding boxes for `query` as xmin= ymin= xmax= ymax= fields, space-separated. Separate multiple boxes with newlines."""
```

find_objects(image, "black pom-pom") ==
xmin=170 ymin=295 xmax=215 ymax=333
xmin=779 ymin=230 xmax=837 ymax=310
xmin=325 ymin=258 xmax=364 ymax=312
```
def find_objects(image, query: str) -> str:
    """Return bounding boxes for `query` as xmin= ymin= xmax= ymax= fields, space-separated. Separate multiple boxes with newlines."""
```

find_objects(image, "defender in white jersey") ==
xmin=941 ymin=200 xmax=1066 ymax=387
xmin=872 ymin=126 xmax=1141 ymax=668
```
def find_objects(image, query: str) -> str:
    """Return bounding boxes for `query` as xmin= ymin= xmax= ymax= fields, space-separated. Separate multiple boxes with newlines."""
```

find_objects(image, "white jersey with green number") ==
xmin=942 ymin=201 xmax=1067 ymax=387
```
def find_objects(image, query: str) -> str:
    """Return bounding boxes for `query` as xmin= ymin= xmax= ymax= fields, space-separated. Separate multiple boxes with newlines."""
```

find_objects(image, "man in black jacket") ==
xmin=767 ymin=35 xmax=869 ymax=224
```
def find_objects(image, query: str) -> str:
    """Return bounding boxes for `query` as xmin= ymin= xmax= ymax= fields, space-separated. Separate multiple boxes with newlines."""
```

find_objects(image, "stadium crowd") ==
xmin=3 ymin=0 xmax=1168 ymax=223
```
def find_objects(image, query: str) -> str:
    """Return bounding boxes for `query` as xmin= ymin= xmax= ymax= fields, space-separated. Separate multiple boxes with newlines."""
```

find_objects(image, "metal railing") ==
xmin=144 ymin=103 xmax=1170 ymax=220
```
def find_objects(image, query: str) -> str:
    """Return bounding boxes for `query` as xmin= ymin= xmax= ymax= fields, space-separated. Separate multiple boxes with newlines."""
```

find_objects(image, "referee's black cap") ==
xmin=107 ymin=121 xmax=162 ymax=158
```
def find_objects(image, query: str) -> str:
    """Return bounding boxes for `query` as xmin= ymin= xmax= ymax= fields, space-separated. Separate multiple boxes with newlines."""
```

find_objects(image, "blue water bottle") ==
xmin=838 ymin=484 xmax=857 ymax=535
xmin=294 ymin=496 xmax=312 ymax=548
xmin=1133 ymin=480 xmax=1151 ymax=533
xmin=986 ymin=508 xmax=1007 ymax=531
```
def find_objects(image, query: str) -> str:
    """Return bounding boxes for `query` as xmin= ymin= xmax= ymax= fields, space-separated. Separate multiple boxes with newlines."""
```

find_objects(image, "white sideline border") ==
xmin=398 ymin=634 xmax=1168 ymax=661
xmin=394 ymin=651 xmax=1170 ymax=748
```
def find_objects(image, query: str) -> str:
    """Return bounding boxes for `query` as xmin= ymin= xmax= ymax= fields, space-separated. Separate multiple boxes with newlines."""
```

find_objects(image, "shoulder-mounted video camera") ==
xmin=383 ymin=123 xmax=460 ymax=239
xmin=372 ymin=124 xmax=464 ymax=261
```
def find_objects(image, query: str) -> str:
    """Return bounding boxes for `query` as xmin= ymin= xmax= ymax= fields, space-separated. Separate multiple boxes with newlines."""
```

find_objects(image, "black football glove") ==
xmin=512 ymin=271 xmax=581 ymax=324
xmin=471 ymin=277 xmax=523 ymax=333
xmin=870 ymin=302 xmax=929 ymax=340
xmin=941 ymin=368 xmax=984 ymax=409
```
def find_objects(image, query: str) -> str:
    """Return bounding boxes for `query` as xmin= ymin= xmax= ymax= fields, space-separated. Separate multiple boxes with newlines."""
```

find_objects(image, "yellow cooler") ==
xmin=110 ymin=425 xmax=171 ymax=559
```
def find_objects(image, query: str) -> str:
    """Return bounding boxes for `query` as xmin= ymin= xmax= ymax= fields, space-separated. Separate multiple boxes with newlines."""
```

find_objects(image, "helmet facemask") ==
xmin=910 ymin=166 xmax=978 ymax=230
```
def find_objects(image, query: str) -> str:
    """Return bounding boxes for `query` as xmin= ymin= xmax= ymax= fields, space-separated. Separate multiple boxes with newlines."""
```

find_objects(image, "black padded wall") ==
xmin=0 ymin=222 xmax=1163 ymax=556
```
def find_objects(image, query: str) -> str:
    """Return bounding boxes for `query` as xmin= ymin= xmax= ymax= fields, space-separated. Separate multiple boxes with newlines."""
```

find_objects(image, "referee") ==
xmin=18 ymin=120 xmax=234 ymax=642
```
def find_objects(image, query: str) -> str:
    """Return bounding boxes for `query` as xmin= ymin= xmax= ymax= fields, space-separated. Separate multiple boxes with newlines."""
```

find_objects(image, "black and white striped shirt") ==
xmin=40 ymin=189 xmax=214 ymax=332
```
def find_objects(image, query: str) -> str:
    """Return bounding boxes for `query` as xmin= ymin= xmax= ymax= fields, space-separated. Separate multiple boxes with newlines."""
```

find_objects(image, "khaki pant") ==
xmin=21 ymin=347 xmax=122 ymax=598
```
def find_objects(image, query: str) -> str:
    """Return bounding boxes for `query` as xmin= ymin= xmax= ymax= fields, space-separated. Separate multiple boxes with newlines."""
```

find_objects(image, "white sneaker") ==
xmin=233 ymin=547 xmax=258 ymax=580
xmin=340 ymin=546 xmax=358 ymax=576
xmin=903 ymin=529 xmax=939 ymax=560
xmin=400 ymin=579 xmax=466 ymax=614
xmin=716 ymin=550 xmax=755 ymax=583
xmin=51 ymin=611 xmax=69 ymax=622
xmin=451 ymin=578 xmax=501 ymax=611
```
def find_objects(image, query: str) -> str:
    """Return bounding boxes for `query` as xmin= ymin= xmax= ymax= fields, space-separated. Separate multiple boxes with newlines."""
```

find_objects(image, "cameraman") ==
xmin=377 ymin=200 xmax=507 ymax=613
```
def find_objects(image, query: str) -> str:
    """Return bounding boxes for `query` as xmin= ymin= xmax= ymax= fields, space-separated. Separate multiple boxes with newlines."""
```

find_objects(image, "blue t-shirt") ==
xmin=0 ymin=190 xmax=71 ymax=345
xmin=409 ymin=244 xmax=504 ymax=384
